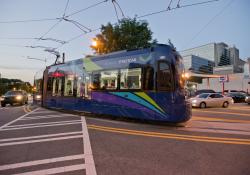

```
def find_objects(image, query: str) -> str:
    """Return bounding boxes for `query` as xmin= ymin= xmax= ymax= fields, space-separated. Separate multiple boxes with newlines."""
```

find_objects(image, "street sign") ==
xmin=219 ymin=75 xmax=229 ymax=83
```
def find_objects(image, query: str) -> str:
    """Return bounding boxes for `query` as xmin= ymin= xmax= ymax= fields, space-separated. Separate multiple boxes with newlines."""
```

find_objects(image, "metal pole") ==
xmin=222 ymin=82 xmax=225 ymax=95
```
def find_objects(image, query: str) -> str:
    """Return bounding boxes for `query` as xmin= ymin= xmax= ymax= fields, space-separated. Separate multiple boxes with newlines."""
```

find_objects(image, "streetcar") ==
xmin=41 ymin=44 xmax=191 ymax=123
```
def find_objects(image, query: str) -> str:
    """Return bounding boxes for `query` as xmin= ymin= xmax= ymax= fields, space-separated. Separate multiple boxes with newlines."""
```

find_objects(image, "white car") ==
xmin=190 ymin=93 xmax=233 ymax=108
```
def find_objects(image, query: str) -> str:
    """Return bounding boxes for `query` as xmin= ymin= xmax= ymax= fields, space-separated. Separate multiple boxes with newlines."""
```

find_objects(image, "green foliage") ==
xmin=0 ymin=78 xmax=32 ymax=95
xmin=91 ymin=18 xmax=157 ymax=54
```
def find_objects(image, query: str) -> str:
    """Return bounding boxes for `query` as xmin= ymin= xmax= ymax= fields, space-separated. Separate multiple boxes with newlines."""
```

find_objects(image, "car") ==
xmin=190 ymin=93 xmax=233 ymax=108
xmin=226 ymin=92 xmax=247 ymax=103
xmin=34 ymin=93 xmax=42 ymax=101
xmin=1 ymin=90 xmax=28 ymax=107
xmin=245 ymin=95 xmax=250 ymax=105
xmin=194 ymin=89 xmax=215 ymax=96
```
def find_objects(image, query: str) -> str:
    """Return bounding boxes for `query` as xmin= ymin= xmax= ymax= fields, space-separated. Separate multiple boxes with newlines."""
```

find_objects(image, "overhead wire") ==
xmin=63 ymin=0 xmax=70 ymax=17
xmin=112 ymin=1 xmax=120 ymax=21
xmin=54 ymin=0 xmax=219 ymax=50
xmin=65 ymin=0 xmax=109 ymax=17
xmin=177 ymin=0 xmax=181 ymax=8
xmin=0 ymin=18 xmax=60 ymax=24
xmin=137 ymin=0 xmax=219 ymax=19
xmin=167 ymin=0 xmax=173 ymax=10
xmin=1 ymin=0 xmax=219 ymax=52
xmin=181 ymin=0 xmax=235 ymax=50
xmin=112 ymin=0 xmax=125 ymax=20
xmin=31 ymin=0 xmax=71 ymax=46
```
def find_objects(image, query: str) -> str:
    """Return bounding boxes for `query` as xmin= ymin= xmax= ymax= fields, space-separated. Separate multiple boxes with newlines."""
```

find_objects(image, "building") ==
xmin=197 ymin=59 xmax=250 ymax=93
xmin=182 ymin=55 xmax=214 ymax=74
xmin=180 ymin=42 xmax=245 ymax=74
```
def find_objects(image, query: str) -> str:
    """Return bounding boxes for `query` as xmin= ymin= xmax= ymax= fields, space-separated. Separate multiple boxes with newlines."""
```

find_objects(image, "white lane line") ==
xmin=81 ymin=116 xmax=97 ymax=175
xmin=0 ymin=121 xmax=82 ymax=131
xmin=0 ymin=108 xmax=39 ymax=130
xmin=0 ymin=154 xmax=84 ymax=171
xmin=20 ymin=114 xmax=77 ymax=120
xmin=12 ymin=164 xmax=86 ymax=175
xmin=6 ymin=120 xmax=81 ymax=128
xmin=0 ymin=131 xmax=82 ymax=143
xmin=0 ymin=135 xmax=82 ymax=147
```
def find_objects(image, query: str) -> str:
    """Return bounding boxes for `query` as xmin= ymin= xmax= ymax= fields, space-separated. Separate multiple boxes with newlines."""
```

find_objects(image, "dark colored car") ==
xmin=194 ymin=89 xmax=215 ymax=96
xmin=226 ymin=92 xmax=247 ymax=103
xmin=245 ymin=95 xmax=250 ymax=105
xmin=1 ymin=90 xmax=28 ymax=107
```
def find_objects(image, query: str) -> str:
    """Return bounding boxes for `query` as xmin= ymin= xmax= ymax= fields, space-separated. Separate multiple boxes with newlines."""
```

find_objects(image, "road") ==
xmin=0 ymin=103 xmax=249 ymax=175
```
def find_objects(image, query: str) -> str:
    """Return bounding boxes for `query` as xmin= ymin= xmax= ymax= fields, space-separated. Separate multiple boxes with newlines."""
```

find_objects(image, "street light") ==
xmin=91 ymin=39 xmax=98 ymax=47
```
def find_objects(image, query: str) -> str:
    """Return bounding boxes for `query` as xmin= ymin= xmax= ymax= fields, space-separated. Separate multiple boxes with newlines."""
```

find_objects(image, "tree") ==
xmin=91 ymin=18 xmax=157 ymax=54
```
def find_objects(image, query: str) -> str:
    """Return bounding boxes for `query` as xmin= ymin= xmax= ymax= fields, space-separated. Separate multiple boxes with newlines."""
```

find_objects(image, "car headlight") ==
xmin=246 ymin=96 xmax=249 ymax=100
xmin=15 ymin=95 xmax=23 ymax=100
xmin=192 ymin=99 xmax=197 ymax=103
xmin=36 ymin=95 xmax=41 ymax=99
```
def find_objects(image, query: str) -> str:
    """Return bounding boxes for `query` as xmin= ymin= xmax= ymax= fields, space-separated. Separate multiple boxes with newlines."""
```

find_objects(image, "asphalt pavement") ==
xmin=0 ymin=103 xmax=249 ymax=175
xmin=0 ymin=106 xmax=96 ymax=175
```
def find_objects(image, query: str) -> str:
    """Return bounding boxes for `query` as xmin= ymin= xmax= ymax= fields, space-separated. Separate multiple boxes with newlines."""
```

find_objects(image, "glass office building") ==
xmin=182 ymin=55 xmax=215 ymax=74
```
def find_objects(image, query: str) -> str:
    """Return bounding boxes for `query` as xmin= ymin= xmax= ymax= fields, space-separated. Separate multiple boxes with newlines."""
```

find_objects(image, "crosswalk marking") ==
xmin=12 ymin=164 xmax=86 ymax=175
xmin=0 ymin=135 xmax=83 ymax=147
xmin=0 ymin=108 xmax=39 ymax=130
xmin=6 ymin=120 xmax=81 ymax=128
xmin=0 ymin=121 xmax=82 ymax=131
xmin=0 ymin=154 xmax=84 ymax=171
xmin=0 ymin=131 xmax=82 ymax=142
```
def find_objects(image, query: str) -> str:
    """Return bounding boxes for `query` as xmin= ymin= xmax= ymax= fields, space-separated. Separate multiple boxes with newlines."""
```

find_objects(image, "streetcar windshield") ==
xmin=175 ymin=54 xmax=185 ymax=88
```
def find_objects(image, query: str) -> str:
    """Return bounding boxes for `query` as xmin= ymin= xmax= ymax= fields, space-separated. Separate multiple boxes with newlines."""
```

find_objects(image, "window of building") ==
xmin=64 ymin=75 xmax=74 ymax=96
xmin=120 ymin=68 xmax=141 ymax=89
xmin=100 ymin=70 xmax=118 ymax=90
xmin=157 ymin=61 xmax=173 ymax=91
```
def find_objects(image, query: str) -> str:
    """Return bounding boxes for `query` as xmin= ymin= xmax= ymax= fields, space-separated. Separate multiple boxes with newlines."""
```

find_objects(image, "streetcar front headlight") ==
xmin=16 ymin=95 xmax=23 ymax=100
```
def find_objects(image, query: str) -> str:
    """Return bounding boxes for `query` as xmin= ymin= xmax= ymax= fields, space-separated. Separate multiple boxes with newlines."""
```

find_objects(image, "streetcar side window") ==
xmin=142 ymin=66 xmax=154 ymax=90
xmin=52 ymin=78 xmax=63 ymax=96
xmin=100 ymin=70 xmax=118 ymax=90
xmin=157 ymin=61 xmax=173 ymax=91
xmin=64 ymin=75 xmax=74 ymax=96
xmin=91 ymin=72 xmax=101 ymax=90
xmin=120 ymin=68 xmax=141 ymax=89
xmin=47 ymin=77 xmax=53 ymax=95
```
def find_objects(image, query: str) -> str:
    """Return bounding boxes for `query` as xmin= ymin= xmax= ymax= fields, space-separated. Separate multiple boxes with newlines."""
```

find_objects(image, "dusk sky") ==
xmin=0 ymin=0 xmax=249 ymax=83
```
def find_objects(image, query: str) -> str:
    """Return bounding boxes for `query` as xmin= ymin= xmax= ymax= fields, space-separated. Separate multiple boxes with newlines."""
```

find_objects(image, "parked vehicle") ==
xmin=1 ymin=90 xmax=28 ymax=107
xmin=245 ymin=96 xmax=250 ymax=105
xmin=190 ymin=93 xmax=233 ymax=108
xmin=226 ymin=92 xmax=247 ymax=103
xmin=194 ymin=89 xmax=215 ymax=96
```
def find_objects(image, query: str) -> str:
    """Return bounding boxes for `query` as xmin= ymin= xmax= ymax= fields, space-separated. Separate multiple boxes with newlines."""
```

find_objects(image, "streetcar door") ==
xmin=157 ymin=61 xmax=173 ymax=91
xmin=157 ymin=61 xmax=175 ymax=102
xmin=83 ymin=74 xmax=91 ymax=99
